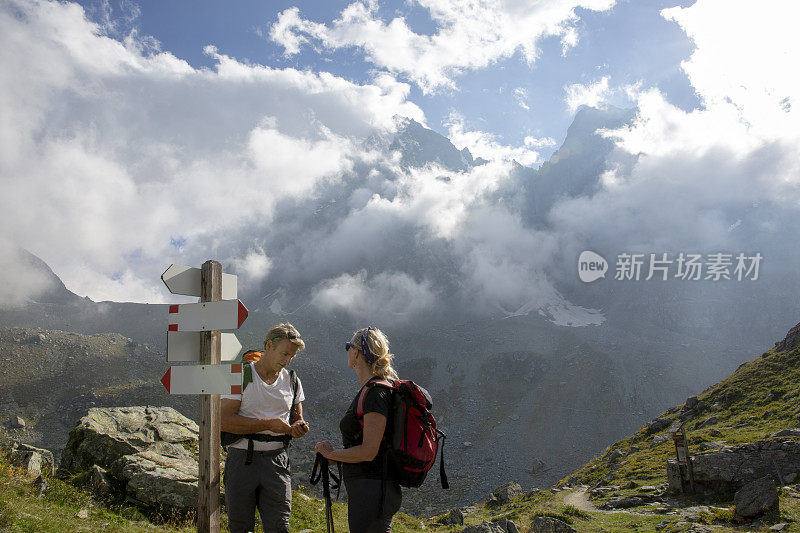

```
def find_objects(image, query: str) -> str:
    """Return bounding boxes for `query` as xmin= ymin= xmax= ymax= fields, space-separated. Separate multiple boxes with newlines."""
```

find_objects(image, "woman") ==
xmin=314 ymin=326 xmax=402 ymax=533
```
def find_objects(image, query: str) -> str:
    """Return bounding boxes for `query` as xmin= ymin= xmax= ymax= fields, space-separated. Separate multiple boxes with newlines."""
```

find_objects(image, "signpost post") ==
xmin=160 ymin=261 xmax=247 ymax=533
xmin=198 ymin=260 xmax=221 ymax=533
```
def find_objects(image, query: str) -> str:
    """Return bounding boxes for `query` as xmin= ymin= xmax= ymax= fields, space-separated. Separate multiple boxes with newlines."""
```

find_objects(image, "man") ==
xmin=221 ymin=323 xmax=310 ymax=533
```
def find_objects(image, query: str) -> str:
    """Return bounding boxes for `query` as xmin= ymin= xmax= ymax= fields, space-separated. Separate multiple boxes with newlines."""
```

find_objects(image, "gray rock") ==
xmin=32 ymin=474 xmax=48 ymax=495
xmin=445 ymin=508 xmax=464 ymax=525
xmin=59 ymin=406 xmax=198 ymax=475
xmin=651 ymin=434 xmax=670 ymax=447
xmin=685 ymin=396 xmax=699 ymax=410
xmin=734 ymin=476 xmax=778 ymax=518
xmin=774 ymin=321 xmax=800 ymax=352
xmin=493 ymin=481 xmax=523 ymax=504
xmin=461 ymin=519 xmax=518 ymax=533
xmin=529 ymin=516 xmax=577 ymax=533
xmin=87 ymin=464 xmax=113 ymax=496
xmin=606 ymin=450 xmax=625 ymax=463
xmin=599 ymin=496 xmax=645 ymax=509
xmin=109 ymin=441 xmax=199 ymax=511
xmin=667 ymin=438 xmax=800 ymax=496
xmin=696 ymin=416 xmax=719 ymax=429
xmin=770 ymin=523 xmax=789 ymax=531
xmin=647 ymin=417 xmax=672 ymax=434
xmin=10 ymin=443 xmax=55 ymax=477
xmin=8 ymin=415 xmax=25 ymax=428
xmin=770 ymin=428 xmax=800 ymax=438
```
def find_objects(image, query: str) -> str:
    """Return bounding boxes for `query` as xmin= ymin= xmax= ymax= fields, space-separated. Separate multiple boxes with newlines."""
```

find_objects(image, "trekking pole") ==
xmin=310 ymin=453 xmax=340 ymax=533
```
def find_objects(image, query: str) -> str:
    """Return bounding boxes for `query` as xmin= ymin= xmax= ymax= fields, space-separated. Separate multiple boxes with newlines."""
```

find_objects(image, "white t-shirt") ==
xmin=221 ymin=363 xmax=305 ymax=451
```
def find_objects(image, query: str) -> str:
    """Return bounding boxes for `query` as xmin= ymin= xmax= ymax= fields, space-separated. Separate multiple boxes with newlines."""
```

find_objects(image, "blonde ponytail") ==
xmin=352 ymin=327 xmax=398 ymax=380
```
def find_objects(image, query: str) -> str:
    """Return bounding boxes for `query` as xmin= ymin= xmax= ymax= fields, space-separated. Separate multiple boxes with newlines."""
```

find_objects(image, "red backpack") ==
xmin=357 ymin=379 xmax=448 ymax=489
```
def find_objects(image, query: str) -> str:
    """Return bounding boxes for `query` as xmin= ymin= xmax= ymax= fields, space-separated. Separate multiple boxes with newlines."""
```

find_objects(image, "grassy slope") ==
xmin=562 ymin=344 xmax=800 ymax=489
xmin=3 ymin=338 xmax=800 ymax=532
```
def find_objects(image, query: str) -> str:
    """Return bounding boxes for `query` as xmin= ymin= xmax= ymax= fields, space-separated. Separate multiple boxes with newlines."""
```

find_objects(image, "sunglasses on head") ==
xmin=344 ymin=327 xmax=377 ymax=363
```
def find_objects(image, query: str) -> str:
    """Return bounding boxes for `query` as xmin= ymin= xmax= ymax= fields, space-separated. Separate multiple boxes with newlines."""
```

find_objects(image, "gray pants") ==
xmin=224 ymin=447 xmax=291 ymax=533
xmin=344 ymin=477 xmax=402 ymax=533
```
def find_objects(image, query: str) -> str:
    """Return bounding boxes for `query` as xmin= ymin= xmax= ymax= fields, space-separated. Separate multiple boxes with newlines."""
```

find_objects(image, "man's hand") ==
xmin=267 ymin=418 xmax=293 ymax=434
xmin=291 ymin=419 xmax=310 ymax=438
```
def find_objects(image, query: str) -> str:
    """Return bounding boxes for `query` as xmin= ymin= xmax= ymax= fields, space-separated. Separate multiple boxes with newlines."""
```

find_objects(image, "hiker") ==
xmin=314 ymin=326 xmax=402 ymax=533
xmin=221 ymin=323 xmax=310 ymax=533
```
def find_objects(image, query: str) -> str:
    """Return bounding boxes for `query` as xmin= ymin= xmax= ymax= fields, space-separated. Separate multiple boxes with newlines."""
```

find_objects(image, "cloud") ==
xmin=311 ymin=270 xmax=436 ymax=323
xmin=0 ymin=0 xmax=424 ymax=303
xmin=270 ymin=0 xmax=617 ymax=93
xmin=230 ymin=248 xmax=273 ymax=288
xmin=542 ymin=0 xmax=800 ymax=282
xmin=564 ymin=75 xmax=611 ymax=112
xmin=444 ymin=112 xmax=549 ymax=167
xmin=513 ymin=87 xmax=531 ymax=110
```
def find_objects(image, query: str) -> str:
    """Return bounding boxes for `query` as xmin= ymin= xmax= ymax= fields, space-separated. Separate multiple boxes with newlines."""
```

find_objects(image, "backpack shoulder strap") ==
xmin=289 ymin=369 xmax=299 ymax=403
xmin=356 ymin=378 xmax=394 ymax=420
xmin=242 ymin=362 xmax=254 ymax=391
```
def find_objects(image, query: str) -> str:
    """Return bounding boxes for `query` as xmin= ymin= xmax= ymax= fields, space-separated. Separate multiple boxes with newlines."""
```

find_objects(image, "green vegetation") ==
xmin=3 ymin=339 xmax=800 ymax=531
xmin=563 ymin=345 xmax=800 ymax=494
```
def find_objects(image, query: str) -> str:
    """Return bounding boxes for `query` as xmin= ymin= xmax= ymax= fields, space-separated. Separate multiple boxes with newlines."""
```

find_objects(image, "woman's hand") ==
xmin=315 ymin=440 xmax=335 ymax=459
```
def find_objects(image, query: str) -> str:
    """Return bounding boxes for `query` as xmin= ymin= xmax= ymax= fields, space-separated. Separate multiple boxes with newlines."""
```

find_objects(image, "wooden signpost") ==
xmin=671 ymin=423 xmax=696 ymax=494
xmin=160 ymin=261 xmax=248 ymax=533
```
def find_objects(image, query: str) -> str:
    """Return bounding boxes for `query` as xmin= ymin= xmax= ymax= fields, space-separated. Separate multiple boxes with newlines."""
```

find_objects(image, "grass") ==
xmin=561 ymin=345 xmax=800 ymax=495
xmin=4 ymin=339 xmax=800 ymax=531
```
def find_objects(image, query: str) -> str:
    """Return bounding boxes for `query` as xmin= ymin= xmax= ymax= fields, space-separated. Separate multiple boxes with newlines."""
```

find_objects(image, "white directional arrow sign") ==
xmin=168 ymin=300 xmax=248 ymax=331
xmin=161 ymin=364 xmax=244 ymax=395
xmin=167 ymin=332 xmax=243 ymax=362
xmin=162 ymin=264 xmax=238 ymax=300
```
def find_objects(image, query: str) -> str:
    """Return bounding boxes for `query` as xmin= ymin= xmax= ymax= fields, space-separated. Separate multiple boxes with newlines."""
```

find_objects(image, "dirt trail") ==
xmin=562 ymin=487 xmax=598 ymax=512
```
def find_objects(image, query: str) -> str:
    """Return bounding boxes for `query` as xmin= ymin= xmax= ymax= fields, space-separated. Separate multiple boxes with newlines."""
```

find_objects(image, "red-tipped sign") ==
xmin=167 ymin=299 xmax=248 ymax=331
xmin=160 ymin=364 xmax=243 ymax=395
xmin=161 ymin=367 xmax=172 ymax=393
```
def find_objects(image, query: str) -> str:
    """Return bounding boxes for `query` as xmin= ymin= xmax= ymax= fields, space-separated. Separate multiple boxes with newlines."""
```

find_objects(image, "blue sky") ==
xmin=78 ymin=0 xmax=700 ymax=157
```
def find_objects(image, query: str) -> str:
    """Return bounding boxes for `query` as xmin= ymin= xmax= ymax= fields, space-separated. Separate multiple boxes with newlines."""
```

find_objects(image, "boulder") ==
xmin=56 ymin=406 xmax=201 ymax=513
xmin=647 ymin=417 xmax=672 ymax=434
xmin=8 ymin=416 xmax=25 ymax=429
xmin=667 ymin=438 xmax=800 ymax=496
xmin=10 ymin=443 xmax=55 ymax=477
xmin=774 ymin=321 xmax=800 ymax=352
xmin=734 ymin=476 xmax=778 ymax=518
xmin=461 ymin=519 xmax=518 ymax=533
xmin=110 ymin=441 xmax=199 ymax=511
xmin=685 ymin=396 xmax=699 ymax=410
xmin=529 ymin=516 xmax=577 ymax=533
xmin=87 ymin=465 xmax=113 ymax=496
xmin=651 ymin=434 xmax=670 ymax=447
xmin=599 ymin=496 xmax=646 ymax=509
xmin=493 ymin=481 xmax=523 ymax=504
xmin=59 ymin=406 xmax=198 ymax=474
xmin=445 ymin=508 xmax=464 ymax=525
xmin=696 ymin=416 xmax=719 ymax=429
xmin=770 ymin=428 xmax=800 ymax=438
xmin=606 ymin=450 xmax=625 ymax=463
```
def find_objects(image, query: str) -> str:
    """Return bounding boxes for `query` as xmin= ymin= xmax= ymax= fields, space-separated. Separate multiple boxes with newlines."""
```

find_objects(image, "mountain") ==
xmin=0 ymin=247 xmax=81 ymax=306
xmin=2 ymin=108 xmax=796 ymax=512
